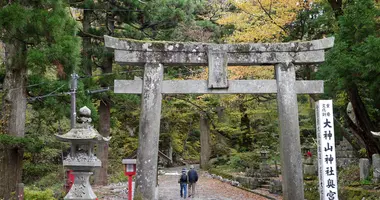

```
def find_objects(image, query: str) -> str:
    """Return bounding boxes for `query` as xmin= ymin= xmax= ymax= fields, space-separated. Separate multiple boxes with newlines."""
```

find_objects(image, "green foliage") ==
xmin=22 ymin=163 xmax=60 ymax=184
xmin=338 ymin=164 xmax=360 ymax=186
xmin=359 ymin=148 xmax=368 ymax=158
xmin=0 ymin=0 xmax=80 ymax=75
xmin=227 ymin=151 xmax=260 ymax=170
xmin=286 ymin=1 xmax=336 ymax=41
xmin=339 ymin=187 xmax=380 ymax=200
xmin=33 ymin=170 xmax=65 ymax=190
xmin=304 ymin=180 xmax=320 ymax=200
xmin=317 ymin=0 xmax=380 ymax=115
xmin=109 ymin=170 xmax=130 ymax=184
xmin=24 ymin=187 xmax=56 ymax=200
xmin=208 ymin=168 xmax=234 ymax=180
xmin=0 ymin=134 xmax=43 ymax=153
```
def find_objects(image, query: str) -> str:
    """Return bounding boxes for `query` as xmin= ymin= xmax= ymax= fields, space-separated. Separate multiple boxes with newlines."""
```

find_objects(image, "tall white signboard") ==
xmin=316 ymin=100 xmax=339 ymax=200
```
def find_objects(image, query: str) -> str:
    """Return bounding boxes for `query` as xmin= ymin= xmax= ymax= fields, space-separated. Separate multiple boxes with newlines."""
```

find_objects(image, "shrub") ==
xmin=24 ymin=187 xmax=55 ymax=200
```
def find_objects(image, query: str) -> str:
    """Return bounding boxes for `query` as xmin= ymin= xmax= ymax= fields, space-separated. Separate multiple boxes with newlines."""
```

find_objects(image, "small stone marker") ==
xmin=373 ymin=154 xmax=380 ymax=183
xmin=359 ymin=158 xmax=370 ymax=181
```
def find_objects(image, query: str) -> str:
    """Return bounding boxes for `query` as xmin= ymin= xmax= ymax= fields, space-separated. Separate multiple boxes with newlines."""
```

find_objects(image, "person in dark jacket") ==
xmin=187 ymin=165 xmax=198 ymax=198
xmin=178 ymin=168 xmax=188 ymax=198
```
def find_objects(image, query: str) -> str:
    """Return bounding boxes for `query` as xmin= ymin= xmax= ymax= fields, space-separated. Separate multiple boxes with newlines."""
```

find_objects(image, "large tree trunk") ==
xmin=94 ymin=97 xmax=111 ymax=185
xmin=82 ymin=8 xmax=92 ymax=76
xmin=93 ymin=43 xmax=113 ymax=186
xmin=347 ymin=84 xmax=380 ymax=157
xmin=200 ymin=112 xmax=211 ymax=169
xmin=239 ymin=102 xmax=251 ymax=148
xmin=94 ymin=7 xmax=115 ymax=185
xmin=0 ymin=41 xmax=27 ymax=199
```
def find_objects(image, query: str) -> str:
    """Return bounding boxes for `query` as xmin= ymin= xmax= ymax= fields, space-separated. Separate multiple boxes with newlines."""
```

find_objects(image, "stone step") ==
xmin=336 ymin=150 xmax=357 ymax=158
xmin=261 ymin=184 xmax=271 ymax=189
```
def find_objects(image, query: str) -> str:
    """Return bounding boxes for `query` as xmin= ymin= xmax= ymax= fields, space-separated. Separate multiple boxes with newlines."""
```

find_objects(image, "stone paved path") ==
xmin=93 ymin=165 xmax=274 ymax=200
xmin=158 ymin=166 xmax=270 ymax=200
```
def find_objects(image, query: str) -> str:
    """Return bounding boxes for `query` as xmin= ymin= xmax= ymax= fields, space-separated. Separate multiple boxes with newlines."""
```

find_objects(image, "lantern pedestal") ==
xmin=64 ymin=172 xmax=97 ymax=200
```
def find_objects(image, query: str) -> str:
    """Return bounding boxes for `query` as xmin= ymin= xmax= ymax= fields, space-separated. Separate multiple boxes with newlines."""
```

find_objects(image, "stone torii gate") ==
xmin=104 ymin=35 xmax=334 ymax=200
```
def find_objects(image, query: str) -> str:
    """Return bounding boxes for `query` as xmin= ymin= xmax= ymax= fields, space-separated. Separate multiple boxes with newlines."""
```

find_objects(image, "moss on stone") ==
xmin=339 ymin=186 xmax=380 ymax=200
xmin=304 ymin=180 xmax=320 ymax=200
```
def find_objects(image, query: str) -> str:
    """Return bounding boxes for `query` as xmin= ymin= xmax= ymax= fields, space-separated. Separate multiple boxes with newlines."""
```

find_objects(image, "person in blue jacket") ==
xmin=187 ymin=165 xmax=198 ymax=198
xmin=178 ymin=168 xmax=188 ymax=198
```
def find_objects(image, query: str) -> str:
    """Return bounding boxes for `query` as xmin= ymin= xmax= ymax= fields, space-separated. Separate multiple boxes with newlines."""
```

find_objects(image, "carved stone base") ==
xmin=64 ymin=172 xmax=97 ymax=200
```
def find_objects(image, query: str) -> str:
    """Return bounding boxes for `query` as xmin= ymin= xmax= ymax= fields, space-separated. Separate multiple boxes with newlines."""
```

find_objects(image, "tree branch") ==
xmin=171 ymin=96 xmax=231 ymax=139
xmin=256 ymin=0 xmax=288 ymax=34
xmin=77 ymin=29 xmax=104 ymax=39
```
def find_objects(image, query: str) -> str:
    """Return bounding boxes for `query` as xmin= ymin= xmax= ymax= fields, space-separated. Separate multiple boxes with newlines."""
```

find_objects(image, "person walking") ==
xmin=178 ymin=168 xmax=188 ymax=199
xmin=187 ymin=165 xmax=198 ymax=198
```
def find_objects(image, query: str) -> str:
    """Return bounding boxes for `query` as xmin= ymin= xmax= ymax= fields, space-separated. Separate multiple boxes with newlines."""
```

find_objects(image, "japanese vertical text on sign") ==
xmin=316 ymin=100 xmax=338 ymax=200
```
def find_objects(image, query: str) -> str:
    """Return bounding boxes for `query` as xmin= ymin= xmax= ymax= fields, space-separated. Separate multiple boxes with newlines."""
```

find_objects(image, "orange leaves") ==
xmin=217 ymin=0 xmax=306 ymax=43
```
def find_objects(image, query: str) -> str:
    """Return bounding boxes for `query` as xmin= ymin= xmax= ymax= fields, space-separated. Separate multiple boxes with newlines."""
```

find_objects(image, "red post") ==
xmin=122 ymin=159 xmax=136 ymax=200
xmin=65 ymin=169 xmax=75 ymax=193
xmin=128 ymin=175 xmax=133 ymax=200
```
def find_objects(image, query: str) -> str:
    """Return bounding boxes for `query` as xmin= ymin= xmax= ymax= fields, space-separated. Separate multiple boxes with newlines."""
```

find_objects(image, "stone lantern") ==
xmin=56 ymin=106 xmax=110 ymax=200
xmin=259 ymin=146 xmax=271 ymax=177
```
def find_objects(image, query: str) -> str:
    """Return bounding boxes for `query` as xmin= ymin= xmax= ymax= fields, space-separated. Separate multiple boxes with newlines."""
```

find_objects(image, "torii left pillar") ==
xmin=134 ymin=62 xmax=164 ymax=199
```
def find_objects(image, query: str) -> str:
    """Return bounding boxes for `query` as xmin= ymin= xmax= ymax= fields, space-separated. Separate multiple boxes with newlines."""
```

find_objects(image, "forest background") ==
xmin=0 ymin=0 xmax=379 ymax=199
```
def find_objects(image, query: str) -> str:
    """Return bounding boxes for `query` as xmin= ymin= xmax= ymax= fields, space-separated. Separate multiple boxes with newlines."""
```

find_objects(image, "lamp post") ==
xmin=122 ymin=159 xmax=136 ymax=200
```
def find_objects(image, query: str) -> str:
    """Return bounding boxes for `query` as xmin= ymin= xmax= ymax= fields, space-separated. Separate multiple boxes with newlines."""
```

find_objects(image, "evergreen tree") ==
xmin=317 ymin=0 xmax=380 ymax=156
xmin=0 ymin=1 xmax=80 ymax=198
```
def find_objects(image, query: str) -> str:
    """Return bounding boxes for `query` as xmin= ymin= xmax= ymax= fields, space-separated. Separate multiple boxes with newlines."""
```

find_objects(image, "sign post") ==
xmin=122 ymin=159 xmax=137 ymax=200
xmin=316 ymin=100 xmax=339 ymax=200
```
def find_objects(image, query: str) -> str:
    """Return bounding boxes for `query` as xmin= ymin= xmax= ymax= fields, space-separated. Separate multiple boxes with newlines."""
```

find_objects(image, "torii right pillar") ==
xmin=276 ymin=62 xmax=304 ymax=199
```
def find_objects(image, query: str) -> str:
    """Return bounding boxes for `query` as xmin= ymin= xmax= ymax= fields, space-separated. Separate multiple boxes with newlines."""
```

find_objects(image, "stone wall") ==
xmin=335 ymin=138 xmax=358 ymax=168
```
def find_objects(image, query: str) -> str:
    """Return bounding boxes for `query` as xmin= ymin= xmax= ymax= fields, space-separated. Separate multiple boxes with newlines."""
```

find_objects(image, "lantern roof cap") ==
xmin=56 ymin=106 xmax=111 ymax=142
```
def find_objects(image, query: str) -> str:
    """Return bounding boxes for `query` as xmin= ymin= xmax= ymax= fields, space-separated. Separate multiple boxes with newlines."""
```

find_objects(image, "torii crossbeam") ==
xmin=105 ymin=35 xmax=334 ymax=200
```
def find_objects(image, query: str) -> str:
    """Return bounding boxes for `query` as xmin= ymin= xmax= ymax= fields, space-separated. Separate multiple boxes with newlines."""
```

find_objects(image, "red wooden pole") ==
xmin=128 ymin=175 xmax=133 ymax=200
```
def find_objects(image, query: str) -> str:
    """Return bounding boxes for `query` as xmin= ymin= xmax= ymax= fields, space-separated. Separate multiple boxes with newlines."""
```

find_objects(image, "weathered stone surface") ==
xmin=64 ymin=172 xmax=97 ymax=200
xmin=373 ymin=154 xmax=380 ymax=183
xmin=79 ymin=106 xmax=91 ymax=117
xmin=104 ymin=35 xmax=334 ymax=52
xmin=114 ymin=80 xmax=324 ymax=94
xmin=335 ymin=138 xmax=359 ymax=168
xmin=200 ymin=113 xmax=211 ymax=169
xmin=303 ymin=164 xmax=316 ymax=176
xmin=114 ymin=49 xmax=326 ymax=65
xmin=269 ymin=179 xmax=282 ymax=194
xmin=135 ymin=63 xmax=164 ymax=200
xmin=208 ymin=44 xmax=228 ymax=88
xmin=275 ymin=63 xmax=304 ymax=200
xmin=359 ymin=158 xmax=370 ymax=181
xmin=105 ymin=36 xmax=333 ymax=65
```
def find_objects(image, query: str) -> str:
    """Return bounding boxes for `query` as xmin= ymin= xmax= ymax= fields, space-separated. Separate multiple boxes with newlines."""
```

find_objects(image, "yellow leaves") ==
xmin=218 ymin=0 xmax=305 ymax=43
xmin=186 ymin=66 xmax=274 ymax=80
xmin=228 ymin=66 xmax=274 ymax=80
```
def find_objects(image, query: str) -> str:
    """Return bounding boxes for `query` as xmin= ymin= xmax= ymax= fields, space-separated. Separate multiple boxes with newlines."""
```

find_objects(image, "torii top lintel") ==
xmin=104 ymin=35 xmax=334 ymax=66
